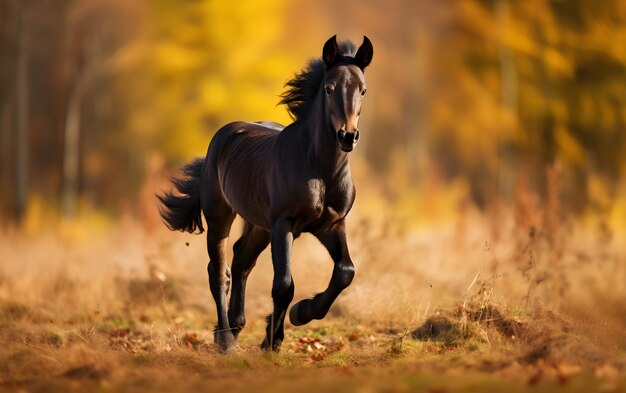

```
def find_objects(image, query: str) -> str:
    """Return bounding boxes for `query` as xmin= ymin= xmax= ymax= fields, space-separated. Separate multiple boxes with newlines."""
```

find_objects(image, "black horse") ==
xmin=158 ymin=35 xmax=373 ymax=352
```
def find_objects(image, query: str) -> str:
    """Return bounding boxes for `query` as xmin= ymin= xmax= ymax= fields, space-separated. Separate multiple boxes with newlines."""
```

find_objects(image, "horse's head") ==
xmin=322 ymin=35 xmax=373 ymax=152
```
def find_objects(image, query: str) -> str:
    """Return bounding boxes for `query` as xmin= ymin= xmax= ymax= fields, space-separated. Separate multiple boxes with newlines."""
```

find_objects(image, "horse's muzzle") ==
xmin=337 ymin=129 xmax=360 ymax=152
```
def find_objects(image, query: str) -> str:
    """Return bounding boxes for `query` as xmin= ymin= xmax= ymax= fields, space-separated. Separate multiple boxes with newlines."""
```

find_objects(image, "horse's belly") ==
xmin=222 ymin=173 xmax=271 ymax=229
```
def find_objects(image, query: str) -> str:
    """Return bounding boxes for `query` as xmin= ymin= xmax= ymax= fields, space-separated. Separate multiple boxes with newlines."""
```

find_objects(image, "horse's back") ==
xmin=205 ymin=121 xmax=283 ymax=228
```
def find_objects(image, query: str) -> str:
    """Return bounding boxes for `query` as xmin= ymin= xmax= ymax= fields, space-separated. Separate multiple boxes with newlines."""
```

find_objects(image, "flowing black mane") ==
xmin=279 ymin=40 xmax=357 ymax=120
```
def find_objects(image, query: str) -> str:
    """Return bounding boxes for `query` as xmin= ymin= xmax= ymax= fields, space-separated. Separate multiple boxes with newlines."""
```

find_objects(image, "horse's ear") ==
xmin=323 ymin=35 xmax=339 ymax=68
xmin=354 ymin=36 xmax=373 ymax=70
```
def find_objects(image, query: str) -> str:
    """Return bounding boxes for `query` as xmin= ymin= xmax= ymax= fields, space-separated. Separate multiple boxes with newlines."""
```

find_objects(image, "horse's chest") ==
xmin=300 ymin=180 xmax=354 ymax=231
xmin=322 ymin=189 xmax=353 ymax=218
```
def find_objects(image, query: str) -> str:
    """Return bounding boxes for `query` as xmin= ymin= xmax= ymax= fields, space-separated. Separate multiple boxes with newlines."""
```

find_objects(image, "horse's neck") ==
xmin=303 ymin=114 xmax=349 ymax=180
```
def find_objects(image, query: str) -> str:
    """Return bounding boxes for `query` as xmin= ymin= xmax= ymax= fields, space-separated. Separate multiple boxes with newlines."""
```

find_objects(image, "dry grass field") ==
xmin=0 ymin=187 xmax=625 ymax=393
xmin=4 ymin=2 xmax=626 ymax=392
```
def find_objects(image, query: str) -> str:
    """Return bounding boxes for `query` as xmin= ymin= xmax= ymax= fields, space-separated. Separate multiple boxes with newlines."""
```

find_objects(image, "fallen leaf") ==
xmin=311 ymin=353 xmax=325 ymax=362
xmin=554 ymin=362 xmax=581 ymax=384
xmin=182 ymin=332 xmax=201 ymax=349
xmin=154 ymin=271 xmax=167 ymax=282
xmin=109 ymin=328 xmax=130 ymax=338
xmin=595 ymin=364 xmax=619 ymax=380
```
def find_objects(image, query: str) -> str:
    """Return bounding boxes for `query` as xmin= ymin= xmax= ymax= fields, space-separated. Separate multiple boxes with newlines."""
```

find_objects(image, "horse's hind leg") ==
xmin=289 ymin=219 xmax=354 ymax=326
xmin=204 ymin=202 xmax=236 ymax=353
xmin=228 ymin=222 xmax=270 ymax=340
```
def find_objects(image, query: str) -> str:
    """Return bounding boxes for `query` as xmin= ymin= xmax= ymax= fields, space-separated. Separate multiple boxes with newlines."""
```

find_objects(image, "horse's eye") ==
xmin=361 ymin=89 xmax=367 ymax=96
xmin=324 ymin=86 xmax=334 ymax=96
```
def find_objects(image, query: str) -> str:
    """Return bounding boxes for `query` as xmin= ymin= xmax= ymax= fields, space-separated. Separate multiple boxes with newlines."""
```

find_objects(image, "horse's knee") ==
xmin=333 ymin=260 xmax=355 ymax=289
xmin=271 ymin=275 xmax=294 ymax=306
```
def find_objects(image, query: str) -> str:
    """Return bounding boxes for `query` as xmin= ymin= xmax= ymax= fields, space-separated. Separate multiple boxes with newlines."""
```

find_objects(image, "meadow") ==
xmin=1 ymin=178 xmax=624 ymax=392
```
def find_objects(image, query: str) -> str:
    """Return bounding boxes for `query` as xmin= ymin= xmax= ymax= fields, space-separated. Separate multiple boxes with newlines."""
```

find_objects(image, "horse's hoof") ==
xmin=260 ymin=337 xmax=281 ymax=352
xmin=289 ymin=302 xmax=305 ymax=326
xmin=217 ymin=341 xmax=236 ymax=354
xmin=260 ymin=338 xmax=270 ymax=351
xmin=222 ymin=345 xmax=237 ymax=355
xmin=215 ymin=331 xmax=236 ymax=353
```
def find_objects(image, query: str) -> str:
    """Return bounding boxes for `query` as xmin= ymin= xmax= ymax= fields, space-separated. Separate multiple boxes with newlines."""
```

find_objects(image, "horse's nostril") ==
xmin=338 ymin=129 xmax=347 ymax=141
xmin=354 ymin=131 xmax=360 ymax=141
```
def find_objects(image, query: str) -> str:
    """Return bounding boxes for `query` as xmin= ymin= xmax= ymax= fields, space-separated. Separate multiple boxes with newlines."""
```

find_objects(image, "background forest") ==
xmin=2 ymin=0 xmax=626 ymax=226
xmin=0 ymin=1 xmax=625 ymax=392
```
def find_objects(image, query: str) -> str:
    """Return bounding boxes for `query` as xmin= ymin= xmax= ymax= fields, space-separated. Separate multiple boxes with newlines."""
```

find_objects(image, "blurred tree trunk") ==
xmin=495 ymin=0 xmax=518 ymax=200
xmin=61 ymin=29 xmax=102 ymax=218
xmin=532 ymin=22 xmax=558 ymax=204
xmin=405 ymin=31 xmax=421 ymax=183
xmin=1 ymin=101 xmax=13 ymax=217
xmin=15 ymin=0 xmax=29 ymax=222
xmin=61 ymin=76 xmax=83 ymax=218
xmin=0 ymin=2 xmax=13 ymax=217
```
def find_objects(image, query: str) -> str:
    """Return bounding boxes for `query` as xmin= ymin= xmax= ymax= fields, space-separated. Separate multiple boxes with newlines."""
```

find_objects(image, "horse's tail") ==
xmin=157 ymin=158 xmax=205 ymax=234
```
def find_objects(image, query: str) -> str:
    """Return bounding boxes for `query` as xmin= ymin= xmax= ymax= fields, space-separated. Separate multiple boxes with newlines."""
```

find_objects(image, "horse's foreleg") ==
xmin=289 ymin=220 xmax=354 ymax=326
xmin=262 ymin=217 xmax=295 ymax=351
xmin=228 ymin=223 xmax=270 ymax=340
